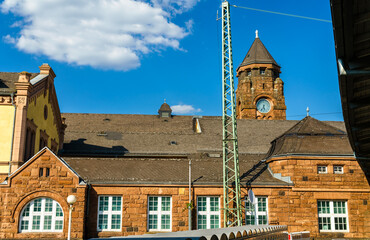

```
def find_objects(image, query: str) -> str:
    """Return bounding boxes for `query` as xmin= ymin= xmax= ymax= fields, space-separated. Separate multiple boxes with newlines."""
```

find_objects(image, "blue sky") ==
xmin=0 ymin=0 xmax=343 ymax=121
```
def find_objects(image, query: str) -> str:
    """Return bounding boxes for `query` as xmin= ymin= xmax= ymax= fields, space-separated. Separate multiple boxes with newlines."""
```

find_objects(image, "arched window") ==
xmin=19 ymin=198 xmax=64 ymax=232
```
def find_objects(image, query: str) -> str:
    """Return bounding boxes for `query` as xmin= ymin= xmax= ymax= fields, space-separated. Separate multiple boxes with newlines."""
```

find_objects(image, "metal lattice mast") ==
xmin=221 ymin=0 xmax=242 ymax=227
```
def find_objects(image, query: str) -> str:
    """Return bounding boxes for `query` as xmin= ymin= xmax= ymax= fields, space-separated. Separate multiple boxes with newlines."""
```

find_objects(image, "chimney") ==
xmin=18 ymin=71 xmax=31 ymax=83
xmin=39 ymin=63 xmax=56 ymax=79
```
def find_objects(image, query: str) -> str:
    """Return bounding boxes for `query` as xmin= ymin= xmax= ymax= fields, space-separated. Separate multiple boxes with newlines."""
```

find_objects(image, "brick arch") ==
xmin=11 ymin=190 xmax=69 ymax=233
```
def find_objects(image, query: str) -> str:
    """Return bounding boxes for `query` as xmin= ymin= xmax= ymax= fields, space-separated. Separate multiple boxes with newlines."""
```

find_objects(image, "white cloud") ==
xmin=1 ymin=0 xmax=199 ymax=71
xmin=150 ymin=0 xmax=200 ymax=15
xmin=172 ymin=104 xmax=202 ymax=114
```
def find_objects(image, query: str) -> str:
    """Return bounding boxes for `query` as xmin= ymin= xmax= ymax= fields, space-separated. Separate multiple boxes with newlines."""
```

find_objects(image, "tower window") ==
xmin=260 ymin=69 xmax=265 ymax=75
xmin=262 ymin=83 xmax=265 ymax=89
xmin=247 ymin=71 xmax=251 ymax=76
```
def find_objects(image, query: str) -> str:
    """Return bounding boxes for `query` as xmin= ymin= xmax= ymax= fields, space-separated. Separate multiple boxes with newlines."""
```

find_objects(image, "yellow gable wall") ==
xmin=0 ymin=105 xmax=15 ymax=174
xmin=27 ymin=89 xmax=59 ymax=153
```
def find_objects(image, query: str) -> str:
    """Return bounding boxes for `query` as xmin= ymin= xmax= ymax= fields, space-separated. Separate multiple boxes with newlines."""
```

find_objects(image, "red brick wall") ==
xmin=0 ymin=149 xmax=86 ymax=239
xmin=85 ymin=185 xmax=225 ymax=238
xmin=268 ymin=156 xmax=370 ymax=238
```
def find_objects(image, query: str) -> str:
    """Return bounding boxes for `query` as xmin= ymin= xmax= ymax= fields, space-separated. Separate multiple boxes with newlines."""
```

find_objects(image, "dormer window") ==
xmin=158 ymin=101 xmax=172 ymax=118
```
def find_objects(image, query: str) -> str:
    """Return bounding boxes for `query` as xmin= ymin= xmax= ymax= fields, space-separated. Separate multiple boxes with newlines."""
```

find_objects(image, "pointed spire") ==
xmin=238 ymin=31 xmax=279 ymax=69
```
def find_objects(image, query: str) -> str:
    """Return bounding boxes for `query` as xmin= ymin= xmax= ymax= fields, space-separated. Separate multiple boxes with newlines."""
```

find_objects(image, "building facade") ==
xmin=0 ymin=64 xmax=65 ymax=181
xmin=0 ymin=36 xmax=369 ymax=239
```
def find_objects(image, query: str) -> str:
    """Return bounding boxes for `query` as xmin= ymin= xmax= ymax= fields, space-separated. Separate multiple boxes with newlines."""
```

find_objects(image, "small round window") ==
xmin=44 ymin=105 xmax=48 ymax=120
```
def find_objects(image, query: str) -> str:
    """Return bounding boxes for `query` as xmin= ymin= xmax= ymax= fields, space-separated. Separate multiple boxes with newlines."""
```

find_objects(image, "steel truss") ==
xmin=221 ymin=0 xmax=242 ymax=228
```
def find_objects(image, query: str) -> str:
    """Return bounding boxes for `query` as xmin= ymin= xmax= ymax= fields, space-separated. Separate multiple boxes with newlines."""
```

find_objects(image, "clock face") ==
xmin=256 ymin=98 xmax=271 ymax=113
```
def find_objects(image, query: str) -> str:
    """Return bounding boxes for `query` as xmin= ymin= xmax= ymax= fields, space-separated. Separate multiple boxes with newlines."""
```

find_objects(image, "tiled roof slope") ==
xmin=61 ymin=113 xmax=347 ymax=156
xmin=63 ymin=153 xmax=287 ymax=186
xmin=238 ymin=37 xmax=279 ymax=69
xmin=265 ymin=116 xmax=353 ymax=158
xmin=0 ymin=72 xmax=39 ymax=94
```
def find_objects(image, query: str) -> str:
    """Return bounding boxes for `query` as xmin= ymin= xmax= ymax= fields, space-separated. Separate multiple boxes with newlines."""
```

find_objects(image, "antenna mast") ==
xmin=221 ymin=0 xmax=242 ymax=227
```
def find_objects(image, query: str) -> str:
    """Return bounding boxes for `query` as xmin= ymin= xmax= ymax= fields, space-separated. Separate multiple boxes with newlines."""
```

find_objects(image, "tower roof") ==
xmin=238 ymin=32 xmax=279 ymax=69
xmin=265 ymin=116 xmax=353 ymax=158
xmin=158 ymin=102 xmax=172 ymax=113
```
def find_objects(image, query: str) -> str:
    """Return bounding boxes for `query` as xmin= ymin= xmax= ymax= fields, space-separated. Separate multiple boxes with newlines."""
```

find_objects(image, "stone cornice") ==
xmin=266 ymin=155 xmax=356 ymax=163
xmin=292 ymin=187 xmax=370 ymax=192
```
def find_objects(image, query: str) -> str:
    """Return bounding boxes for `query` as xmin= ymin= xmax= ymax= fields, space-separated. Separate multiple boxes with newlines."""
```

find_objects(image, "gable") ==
xmin=6 ymin=147 xmax=84 ymax=186
xmin=26 ymin=74 xmax=64 ymax=152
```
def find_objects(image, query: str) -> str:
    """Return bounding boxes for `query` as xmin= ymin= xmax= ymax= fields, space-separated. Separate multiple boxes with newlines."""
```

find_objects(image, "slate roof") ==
xmin=265 ymin=116 xmax=353 ymax=158
xmin=238 ymin=37 xmax=279 ymax=69
xmin=61 ymin=113 xmax=348 ymax=186
xmin=0 ymin=72 xmax=39 ymax=94
xmin=61 ymin=113 xmax=346 ymax=156
xmin=63 ymin=153 xmax=286 ymax=186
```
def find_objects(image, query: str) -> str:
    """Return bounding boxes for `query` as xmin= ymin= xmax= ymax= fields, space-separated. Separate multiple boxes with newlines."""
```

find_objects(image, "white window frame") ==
xmin=97 ymin=196 xmax=122 ymax=232
xmin=19 ymin=198 xmax=64 ymax=233
xmin=333 ymin=165 xmax=344 ymax=174
xmin=245 ymin=196 xmax=268 ymax=225
xmin=317 ymin=165 xmax=327 ymax=174
xmin=197 ymin=196 xmax=221 ymax=229
xmin=318 ymin=200 xmax=349 ymax=232
xmin=147 ymin=196 xmax=172 ymax=232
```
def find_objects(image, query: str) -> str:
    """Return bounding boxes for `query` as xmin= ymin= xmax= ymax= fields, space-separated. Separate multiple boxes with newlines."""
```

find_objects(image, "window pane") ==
xmin=45 ymin=198 xmax=53 ymax=212
xmin=335 ymin=217 xmax=347 ymax=230
xmin=197 ymin=215 xmax=207 ymax=229
xmin=44 ymin=216 xmax=52 ymax=230
xmin=246 ymin=215 xmax=255 ymax=225
xmin=318 ymin=201 xmax=330 ymax=214
xmin=162 ymin=197 xmax=171 ymax=211
xmin=161 ymin=214 xmax=171 ymax=229
xmin=22 ymin=205 xmax=30 ymax=217
xmin=149 ymin=214 xmax=158 ymax=230
xmin=99 ymin=196 xmax=109 ymax=211
xmin=318 ymin=217 xmax=331 ymax=230
xmin=149 ymin=197 xmax=158 ymax=211
xmin=112 ymin=197 xmax=122 ymax=211
xmin=55 ymin=220 xmax=63 ymax=230
xmin=111 ymin=214 xmax=121 ymax=230
xmin=20 ymin=220 xmax=29 ymax=230
xmin=246 ymin=201 xmax=254 ymax=212
xmin=98 ymin=214 xmax=108 ymax=230
xmin=56 ymin=205 xmax=63 ymax=217
xmin=258 ymin=198 xmax=266 ymax=212
xmin=258 ymin=215 xmax=267 ymax=225
xmin=33 ymin=199 xmax=42 ymax=212
xmin=333 ymin=201 xmax=345 ymax=214
xmin=210 ymin=215 xmax=219 ymax=229
xmin=210 ymin=197 xmax=219 ymax=211
xmin=198 ymin=197 xmax=206 ymax=211
xmin=32 ymin=216 xmax=41 ymax=230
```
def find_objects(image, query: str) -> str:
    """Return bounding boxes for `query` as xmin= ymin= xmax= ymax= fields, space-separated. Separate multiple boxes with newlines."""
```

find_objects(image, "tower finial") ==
xmin=255 ymin=30 xmax=259 ymax=38
xmin=306 ymin=107 xmax=310 ymax=117
xmin=164 ymin=98 xmax=166 ymax=103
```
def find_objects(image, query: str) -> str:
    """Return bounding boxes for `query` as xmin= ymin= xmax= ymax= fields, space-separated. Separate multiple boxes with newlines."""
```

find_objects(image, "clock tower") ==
xmin=236 ymin=31 xmax=286 ymax=120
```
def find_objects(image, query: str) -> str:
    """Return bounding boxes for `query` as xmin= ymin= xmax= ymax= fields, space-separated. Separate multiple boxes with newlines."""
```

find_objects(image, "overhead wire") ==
xmin=287 ymin=112 xmax=343 ymax=118
xmin=231 ymin=4 xmax=332 ymax=23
